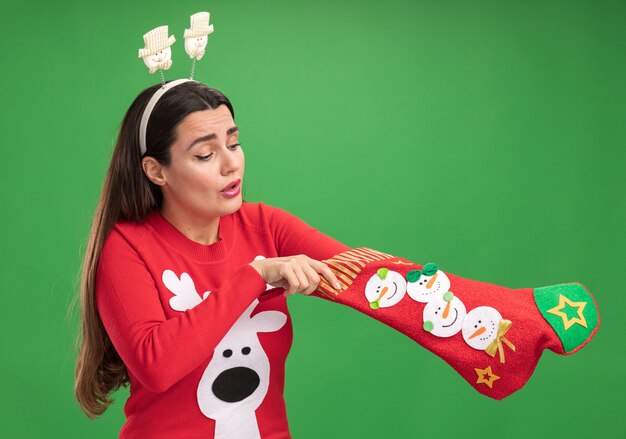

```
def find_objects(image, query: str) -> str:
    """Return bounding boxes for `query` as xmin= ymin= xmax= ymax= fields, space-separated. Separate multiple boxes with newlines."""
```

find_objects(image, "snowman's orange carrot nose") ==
xmin=443 ymin=300 xmax=451 ymax=318
xmin=377 ymin=286 xmax=389 ymax=301
xmin=469 ymin=326 xmax=486 ymax=339
xmin=426 ymin=272 xmax=438 ymax=289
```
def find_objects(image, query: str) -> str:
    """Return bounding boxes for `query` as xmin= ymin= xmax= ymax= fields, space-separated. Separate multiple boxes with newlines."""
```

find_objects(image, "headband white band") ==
xmin=139 ymin=78 xmax=196 ymax=155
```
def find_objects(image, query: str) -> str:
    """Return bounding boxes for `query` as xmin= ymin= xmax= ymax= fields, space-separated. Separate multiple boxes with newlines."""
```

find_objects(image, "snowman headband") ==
xmin=137 ymin=12 xmax=214 ymax=156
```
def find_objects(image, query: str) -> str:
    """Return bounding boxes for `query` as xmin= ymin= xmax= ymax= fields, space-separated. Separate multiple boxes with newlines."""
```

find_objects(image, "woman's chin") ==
xmin=219 ymin=197 xmax=243 ymax=215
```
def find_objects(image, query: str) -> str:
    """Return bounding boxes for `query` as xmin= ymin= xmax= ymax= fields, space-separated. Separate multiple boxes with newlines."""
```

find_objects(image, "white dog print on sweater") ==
xmin=197 ymin=299 xmax=286 ymax=439
xmin=162 ymin=265 xmax=286 ymax=439
xmin=162 ymin=270 xmax=211 ymax=311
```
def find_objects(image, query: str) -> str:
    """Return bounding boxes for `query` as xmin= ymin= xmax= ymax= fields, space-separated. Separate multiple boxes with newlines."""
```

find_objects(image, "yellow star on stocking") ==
xmin=546 ymin=294 xmax=588 ymax=330
xmin=475 ymin=366 xmax=500 ymax=389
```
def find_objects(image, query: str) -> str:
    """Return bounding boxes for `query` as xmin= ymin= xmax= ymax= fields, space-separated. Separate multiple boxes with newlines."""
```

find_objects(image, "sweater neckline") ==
xmin=146 ymin=209 xmax=235 ymax=263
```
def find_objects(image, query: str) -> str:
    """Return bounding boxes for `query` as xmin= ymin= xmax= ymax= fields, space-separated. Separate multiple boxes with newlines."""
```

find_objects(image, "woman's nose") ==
xmin=220 ymin=149 xmax=240 ymax=175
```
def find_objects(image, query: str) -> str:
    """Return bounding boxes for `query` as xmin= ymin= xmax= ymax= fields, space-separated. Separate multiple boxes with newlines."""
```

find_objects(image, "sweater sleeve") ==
xmin=95 ymin=230 xmax=268 ymax=394
xmin=265 ymin=204 xmax=350 ymax=261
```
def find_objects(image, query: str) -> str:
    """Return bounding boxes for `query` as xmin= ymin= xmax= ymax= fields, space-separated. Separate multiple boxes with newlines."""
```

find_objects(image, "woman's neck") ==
xmin=159 ymin=203 xmax=221 ymax=246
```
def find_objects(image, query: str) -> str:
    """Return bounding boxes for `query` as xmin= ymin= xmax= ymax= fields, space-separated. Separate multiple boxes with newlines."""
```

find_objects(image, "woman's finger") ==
xmin=291 ymin=264 xmax=310 ymax=295
xmin=301 ymin=264 xmax=321 ymax=295
xmin=310 ymin=259 xmax=342 ymax=291
xmin=279 ymin=265 xmax=301 ymax=297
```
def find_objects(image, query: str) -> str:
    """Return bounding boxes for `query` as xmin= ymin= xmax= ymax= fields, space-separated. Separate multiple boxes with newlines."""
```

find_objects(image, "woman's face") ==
xmin=154 ymin=104 xmax=245 ymax=220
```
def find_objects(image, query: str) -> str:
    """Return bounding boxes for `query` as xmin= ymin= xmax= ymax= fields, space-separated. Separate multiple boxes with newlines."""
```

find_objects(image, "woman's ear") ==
xmin=142 ymin=157 xmax=167 ymax=186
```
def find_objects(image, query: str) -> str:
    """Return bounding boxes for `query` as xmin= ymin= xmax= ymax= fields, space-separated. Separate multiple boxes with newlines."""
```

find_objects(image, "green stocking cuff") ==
xmin=534 ymin=283 xmax=599 ymax=353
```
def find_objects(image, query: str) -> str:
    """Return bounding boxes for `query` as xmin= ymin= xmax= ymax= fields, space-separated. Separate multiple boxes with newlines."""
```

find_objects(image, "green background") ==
xmin=1 ymin=0 xmax=624 ymax=437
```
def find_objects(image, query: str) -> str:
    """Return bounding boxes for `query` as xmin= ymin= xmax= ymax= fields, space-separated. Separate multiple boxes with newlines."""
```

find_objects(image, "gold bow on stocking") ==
xmin=485 ymin=319 xmax=516 ymax=363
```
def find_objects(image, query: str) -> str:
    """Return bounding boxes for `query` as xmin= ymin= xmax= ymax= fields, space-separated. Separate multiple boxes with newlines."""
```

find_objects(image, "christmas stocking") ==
xmin=307 ymin=247 xmax=600 ymax=400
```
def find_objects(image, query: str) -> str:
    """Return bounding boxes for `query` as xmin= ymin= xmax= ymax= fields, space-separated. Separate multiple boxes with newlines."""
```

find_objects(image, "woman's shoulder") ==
xmin=236 ymin=202 xmax=314 ymax=245
xmin=236 ymin=201 xmax=296 ymax=229
xmin=101 ymin=214 xmax=154 ymax=258
xmin=245 ymin=199 xmax=304 ymax=214
xmin=233 ymin=201 xmax=268 ymax=231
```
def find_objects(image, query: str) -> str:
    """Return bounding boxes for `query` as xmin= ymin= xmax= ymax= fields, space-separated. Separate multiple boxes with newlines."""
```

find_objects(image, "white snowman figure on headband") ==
xmin=138 ymin=25 xmax=176 ymax=74
xmin=364 ymin=268 xmax=407 ymax=309
xmin=406 ymin=263 xmax=451 ymax=303
xmin=184 ymin=11 xmax=214 ymax=60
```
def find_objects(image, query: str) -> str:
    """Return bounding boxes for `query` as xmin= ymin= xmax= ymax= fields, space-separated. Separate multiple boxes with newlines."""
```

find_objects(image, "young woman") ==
xmin=74 ymin=80 xmax=348 ymax=438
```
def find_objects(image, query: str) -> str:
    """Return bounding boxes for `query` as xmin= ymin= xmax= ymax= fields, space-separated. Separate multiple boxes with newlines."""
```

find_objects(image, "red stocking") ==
xmin=310 ymin=247 xmax=600 ymax=400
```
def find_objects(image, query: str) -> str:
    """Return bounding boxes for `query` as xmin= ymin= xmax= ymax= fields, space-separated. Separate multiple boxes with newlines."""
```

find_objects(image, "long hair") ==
xmin=73 ymin=81 xmax=235 ymax=418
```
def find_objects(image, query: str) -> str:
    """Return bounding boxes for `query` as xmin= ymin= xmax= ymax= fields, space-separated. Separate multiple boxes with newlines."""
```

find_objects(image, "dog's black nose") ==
xmin=212 ymin=367 xmax=260 ymax=403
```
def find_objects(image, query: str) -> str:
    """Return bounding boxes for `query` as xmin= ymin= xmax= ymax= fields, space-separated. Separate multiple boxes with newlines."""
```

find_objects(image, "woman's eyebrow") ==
xmin=186 ymin=126 xmax=239 ymax=150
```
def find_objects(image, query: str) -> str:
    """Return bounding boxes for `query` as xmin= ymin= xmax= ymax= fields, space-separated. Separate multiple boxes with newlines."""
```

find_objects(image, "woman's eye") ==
xmin=228 ymin=142 xmax=241 ymax=150
xmin=195 ymin=153 xmax=213 ymax=161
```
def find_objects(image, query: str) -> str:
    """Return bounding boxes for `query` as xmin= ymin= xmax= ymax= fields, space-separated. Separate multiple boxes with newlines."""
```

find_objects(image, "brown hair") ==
xmin=72 ymin=81 xmax=235 ymax=418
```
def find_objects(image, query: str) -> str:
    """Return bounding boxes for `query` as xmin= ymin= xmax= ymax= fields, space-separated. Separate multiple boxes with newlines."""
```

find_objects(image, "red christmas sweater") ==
xmin=95 ymin=201 xmax=349 ymax=439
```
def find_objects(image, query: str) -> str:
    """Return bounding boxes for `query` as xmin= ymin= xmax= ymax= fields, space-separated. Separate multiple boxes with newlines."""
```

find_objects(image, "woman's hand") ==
xmin=249 ymin=255 xmax=343 ymax=297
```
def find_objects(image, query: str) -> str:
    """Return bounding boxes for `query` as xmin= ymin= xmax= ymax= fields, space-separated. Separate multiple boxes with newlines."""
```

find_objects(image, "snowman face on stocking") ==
xmin=423 ymin=292 xmax=467 ymax=337
xmin=406 ymin=263 xmax=451 ymax=303
xmin=462 ymin=306 xmax=502 ymax=350
xmin=364 ymin=268 xmax=407 ymax=309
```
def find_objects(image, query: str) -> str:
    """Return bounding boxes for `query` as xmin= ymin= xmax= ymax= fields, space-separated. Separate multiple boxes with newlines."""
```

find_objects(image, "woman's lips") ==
xmin=221 ymin=179 xmax=241 ymax=197
xmin=221 ymin=178 xmax=241 ymax=191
